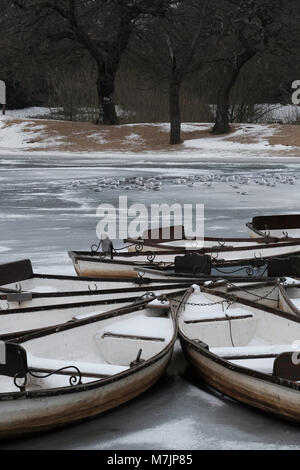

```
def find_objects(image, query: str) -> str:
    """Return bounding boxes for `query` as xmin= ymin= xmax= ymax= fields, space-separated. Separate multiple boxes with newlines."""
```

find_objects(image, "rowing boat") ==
xmin=0 ymin=259 xmax=193 ymax=311
xmin=177 ymin=283 xmax=300 ymax=422
xmin=0 ymin=298 xmax=177 ymax=437
xmin=247 ymin=214 xmax=300 ymax=239
xmin=0 ymin=284 xmax=186 ymax=341
xmin=69 ymin=239 xmax=300 ymax=279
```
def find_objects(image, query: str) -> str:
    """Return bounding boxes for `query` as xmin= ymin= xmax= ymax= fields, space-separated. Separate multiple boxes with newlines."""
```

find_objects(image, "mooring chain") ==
xmin=226 ymin=282 xmax=278 ymax=302
xmin=172 ymin=298 xmax=229 ymax=308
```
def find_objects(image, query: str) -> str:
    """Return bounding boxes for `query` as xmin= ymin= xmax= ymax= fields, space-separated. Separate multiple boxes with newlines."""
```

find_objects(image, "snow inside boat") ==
xmin=0 ymin=298 xmax=177 ymax=438
xmin=0 ymin=278 xmax=186 ymax=339
xmin=0 ymin=259 xmax=192 ymax=311
xmin=177 ymin=284 xmax=300 ymax=422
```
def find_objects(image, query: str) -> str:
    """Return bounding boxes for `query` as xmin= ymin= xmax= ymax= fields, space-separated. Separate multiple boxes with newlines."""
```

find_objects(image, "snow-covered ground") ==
xmin=0 ymin=115 xmax=299 ymax=159
xmin=1 ymin=111 xmax=300 ymax=449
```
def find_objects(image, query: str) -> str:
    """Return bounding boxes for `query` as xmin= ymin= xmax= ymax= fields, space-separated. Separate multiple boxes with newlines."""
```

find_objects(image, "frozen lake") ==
xmin=1 ymin=152 xmax=300 ymax=449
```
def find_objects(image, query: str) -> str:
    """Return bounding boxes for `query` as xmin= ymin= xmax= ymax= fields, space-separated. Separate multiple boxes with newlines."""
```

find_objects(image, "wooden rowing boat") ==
xmin=0 ymin=298 xmax=177 ymax=437
xmin=0 ymin=259 xmax=193 ymax=311
xmin=0 ymin=284 xmax=186 ymax=341
xmin=177 ymin=283 xmax=300 ymax=422
xmin=247 ymin=214 xmax=300 ymax=239
xmin=69 ymin=238 xmax=300 ymax=279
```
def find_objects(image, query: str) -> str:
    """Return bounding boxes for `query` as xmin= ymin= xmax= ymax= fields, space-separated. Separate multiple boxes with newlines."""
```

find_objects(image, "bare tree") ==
xmin=212 ymin=0 xmax=291 ymax=134
xmin=14 ymin=0 xmax=174 ymax=124
xmin=132 ymin=0 xmax=212 ymax=144
xmin=164 ymin=0 xmax=210 ymax=144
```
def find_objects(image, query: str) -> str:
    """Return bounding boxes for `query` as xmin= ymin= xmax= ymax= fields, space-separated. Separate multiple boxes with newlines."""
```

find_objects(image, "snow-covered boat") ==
xmin=0 ymin=298 xmax=177 ymax=437
xmin=177 ymin=283 xmax=300 ymax=422
xmin=69 ymin=236 xmax=300 ymax=279
xmin=0 ymin=278 xmax=186 ymax=340
xmin=0 ymin=259 xmax=192 ymax=311
xmin=247 ymin=214 xmax=300 ymax=239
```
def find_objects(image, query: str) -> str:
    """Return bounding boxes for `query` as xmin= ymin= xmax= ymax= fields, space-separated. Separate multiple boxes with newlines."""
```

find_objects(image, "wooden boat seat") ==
xmin=229 ymin=358 xmax=275 ymax=375
xmin=27 ymin=354 xmax=129 ymax=378
xmin=211 ymin=344 xmax=294 ymax=360
xmin=98 ymin=315 xmax=170 ymax=342
xmin=183 ymin=306 xmax=253 ymax=324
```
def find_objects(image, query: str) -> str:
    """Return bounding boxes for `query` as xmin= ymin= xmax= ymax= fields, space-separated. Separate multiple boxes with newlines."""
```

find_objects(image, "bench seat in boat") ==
xmin=211 ymin=344 xmax=295 ymax=360
xmin=183 ymin=306 xmax=253 ymax=323
xmin=229 ymin=358 xmax=275 ymax=375
xmin=210 ymin=345 xmax=297 ymax=375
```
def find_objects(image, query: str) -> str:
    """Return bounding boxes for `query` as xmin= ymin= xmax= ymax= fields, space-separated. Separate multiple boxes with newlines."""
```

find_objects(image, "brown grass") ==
xmin=2 ymin=119 xmax=300 ymax=154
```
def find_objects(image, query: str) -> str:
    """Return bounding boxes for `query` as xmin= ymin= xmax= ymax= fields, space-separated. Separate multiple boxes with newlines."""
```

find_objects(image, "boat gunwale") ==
xmin=69 ymin=238 xmax=300 ymax=260
xmin=0 ymin=283 xmax=191 ymax=303
xmin=125 ymin=235 xmax=300 ymax=248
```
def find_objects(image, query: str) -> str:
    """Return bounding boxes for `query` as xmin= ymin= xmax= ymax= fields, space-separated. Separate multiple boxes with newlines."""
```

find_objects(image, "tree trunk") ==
xmin=169 ymin=74 xmax=182 ymax=145
xmin=213 ymin=49 xmax=257 ymax=134
xmin=96 ymin=71 xmax=118 ymax=125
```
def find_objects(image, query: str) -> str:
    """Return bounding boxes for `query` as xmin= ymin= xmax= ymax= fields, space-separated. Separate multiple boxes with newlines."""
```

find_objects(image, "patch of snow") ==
xmin=125 ymin=133 xmax=144 ymax=143
xmin=87 ymin=133 xmax=108 ymax=144
xmin=183 ymin=124 xmax=294 ymax=152
xmin=3 ymin=107 xmax=59 ymax=119
xmin=0 ymin=120 xmax=64 ymax=151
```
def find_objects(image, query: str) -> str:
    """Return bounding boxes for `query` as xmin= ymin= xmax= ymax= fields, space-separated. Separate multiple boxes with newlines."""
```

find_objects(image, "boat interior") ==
xmin=0 ymin=303 xmax=175 ymax=394
xmin=179 ymin=286 xmax=300 ymax=380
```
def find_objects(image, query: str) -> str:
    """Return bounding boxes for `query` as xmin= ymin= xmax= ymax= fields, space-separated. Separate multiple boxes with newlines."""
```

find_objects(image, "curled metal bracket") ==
xmin=283 ymin=231 xmax=289 ymax=238
xmin=254 ymin=252 xmax=262 ymax=259
xmin=211 ymin=252 xmax=219 ymax=260
xmin=147 ymin=253 xmax=156 ymax=262
xmin=226 ymin=295 xmax=237 ymax=308
xmin=88 ymin=283 xmax=98 ymax=292
xmin=137 ymin=270 xmax=146 ymax=278
xmin=28 ymin=366 xmax=82 ymax=387
xmin=91 ymin=240 xmax=102 ymax=253
xmin=135 ymin=243 xmax=144 ymax=253
xmin=218 ymin=240 xmax=226 ymax=247
xmin=246 ymin=266 xmax=255 ymax=277
xmin=13 ymin=373 xmax=27 ymax=392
